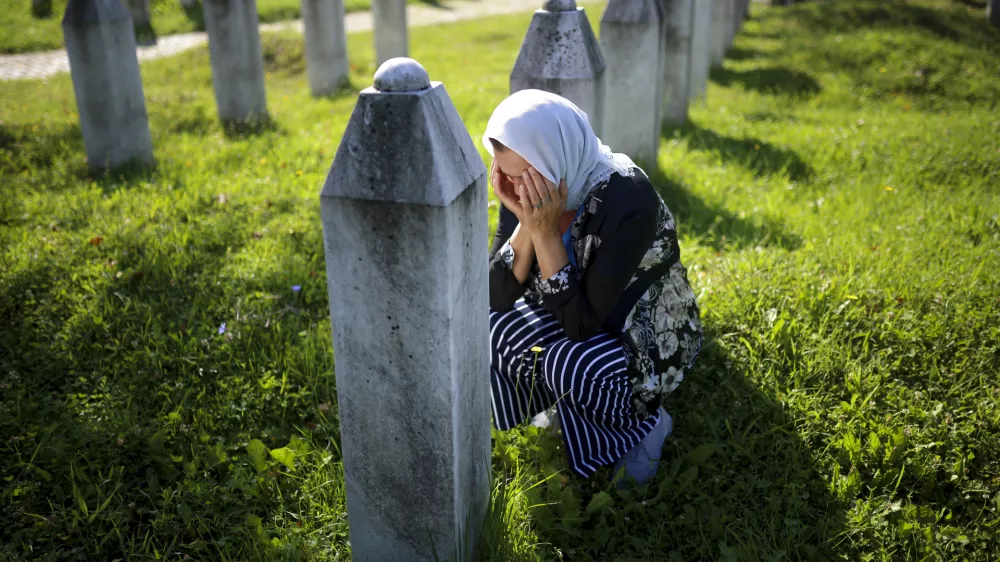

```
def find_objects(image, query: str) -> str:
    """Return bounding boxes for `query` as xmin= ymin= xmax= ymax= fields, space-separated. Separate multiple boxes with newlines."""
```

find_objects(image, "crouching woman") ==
xmin=485 ymin=90 xmax=703 ymax=484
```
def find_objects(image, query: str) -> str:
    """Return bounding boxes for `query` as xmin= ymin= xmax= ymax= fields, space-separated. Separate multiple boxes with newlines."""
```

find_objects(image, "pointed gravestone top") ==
xmin=63 ymin=0 xmax=131 ymax=25
xmin=373 ymin=57 xmax=431 ymax=92
xmin=323 ymin=58 xmax=485 ymax=207
xmin=543 ymin=0 xmax=577 ymax=11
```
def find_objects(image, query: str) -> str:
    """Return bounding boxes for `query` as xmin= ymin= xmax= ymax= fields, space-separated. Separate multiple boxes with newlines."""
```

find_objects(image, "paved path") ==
xmin=0 ymin=0 xmax=545 ymax=81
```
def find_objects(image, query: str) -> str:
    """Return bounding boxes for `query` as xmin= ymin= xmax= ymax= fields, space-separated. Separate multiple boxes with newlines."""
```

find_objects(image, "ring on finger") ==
xmin=533 ymin=201 xmax=544 ymax=209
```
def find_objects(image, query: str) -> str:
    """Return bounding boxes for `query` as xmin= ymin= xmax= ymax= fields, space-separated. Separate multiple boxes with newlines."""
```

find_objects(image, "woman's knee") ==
xmin=542 ymin=339 xmax=580 ymax=401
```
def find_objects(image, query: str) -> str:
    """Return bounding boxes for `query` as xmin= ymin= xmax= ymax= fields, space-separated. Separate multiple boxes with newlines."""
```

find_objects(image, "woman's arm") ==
xmin=489 ymin=204 xmax=532 ymax=311
xmin=519 ymin=171 xmax=662 ymax=341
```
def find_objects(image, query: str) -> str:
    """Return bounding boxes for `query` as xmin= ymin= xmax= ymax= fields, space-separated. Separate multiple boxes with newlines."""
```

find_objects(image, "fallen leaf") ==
xmin=88 ymin=236 xmax=103 ymax=246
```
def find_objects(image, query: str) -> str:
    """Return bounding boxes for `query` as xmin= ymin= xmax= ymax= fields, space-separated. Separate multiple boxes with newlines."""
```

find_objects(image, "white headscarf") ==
xmin=482 ymin=90 xmax=636 ymax=211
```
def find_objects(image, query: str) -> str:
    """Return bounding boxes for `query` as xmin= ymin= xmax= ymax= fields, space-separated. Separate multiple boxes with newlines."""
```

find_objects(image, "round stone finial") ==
xmin=373 ymin=58 xmax=431 ymax=92
xmin=542 ymin=0 xmax=576 ymax=11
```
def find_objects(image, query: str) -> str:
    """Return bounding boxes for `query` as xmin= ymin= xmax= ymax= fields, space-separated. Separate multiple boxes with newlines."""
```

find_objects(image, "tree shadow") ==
xmin=181 ymin=0 xmax=206 ymax=32
xmin=30 ymin=0 xmax=52 ymax=18
xmin=710 ymin=65 xmax=822 ymax=98
xmin=663 ymin=122 xmax=815 ymax=182
xmin=507 ymin=334 xmax=847 ymax=559
xmin=786 ymin=0 xmax=1000 ymax=55
xmin=722 ymin=46 xmax=761 ymax=62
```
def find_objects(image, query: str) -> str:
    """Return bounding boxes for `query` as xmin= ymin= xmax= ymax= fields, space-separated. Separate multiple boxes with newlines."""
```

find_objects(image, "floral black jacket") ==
xmin=488 ymin=168 xmax=702 ymax=416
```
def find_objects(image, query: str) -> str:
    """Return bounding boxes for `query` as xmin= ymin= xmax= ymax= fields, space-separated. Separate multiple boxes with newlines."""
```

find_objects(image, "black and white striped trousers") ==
xmin=490 ymin=298 xmax=660 ymax=477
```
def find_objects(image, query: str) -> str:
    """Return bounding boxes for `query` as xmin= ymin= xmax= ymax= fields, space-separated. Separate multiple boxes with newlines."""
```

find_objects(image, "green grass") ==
xmin=2 ymin=0 xmax=1000 ymax=559
xmin=2 ymin=0 xmax=451 ymax=55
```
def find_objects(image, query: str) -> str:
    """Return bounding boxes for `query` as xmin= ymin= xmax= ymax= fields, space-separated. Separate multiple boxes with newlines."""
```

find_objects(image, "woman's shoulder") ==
xmin=596 ymin=168 xmax=662 ymax=215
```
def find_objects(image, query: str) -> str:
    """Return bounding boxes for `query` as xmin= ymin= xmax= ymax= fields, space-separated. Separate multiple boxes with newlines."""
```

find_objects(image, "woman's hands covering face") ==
xmin=516 ymin=167 xmax=568 ymax=238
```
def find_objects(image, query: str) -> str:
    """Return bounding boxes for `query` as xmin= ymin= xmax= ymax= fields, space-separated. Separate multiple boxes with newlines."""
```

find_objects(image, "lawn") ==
xmin=2 ymin=0 xmax=1000 ymax=560
xmin=2 ymin=0 xmax=449 ymax=55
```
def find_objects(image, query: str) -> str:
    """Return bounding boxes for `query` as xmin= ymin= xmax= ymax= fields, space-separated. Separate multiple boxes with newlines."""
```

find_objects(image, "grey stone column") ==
xmin=511 ymin=0 xmax=606 ymax=136
xmin=710 ymin=0 xmax=727 ymax=66
xmin=724 ymin=0 xmax=736 ymax=50
xmin=203 ymin=0 xmax=269 ymax=124
xmin=62 ymin=0 xmax=154 ymax=170
xmin=302 ymin=0 xmax=349 ymax=96
xmin=125 ymin=0 xmax=154 ymax=45
xmin=320 ymin=58 xmax=490 ymax=562
xmin=372 ymin=0 xmax=407 ymax=66
xmin=599 ymin=0 xmax=663 ymax=164
xmin=989 ymin=0 xmax=1000 ymax=28
xmin=688 ymin=0 xmax=712 ymax=101
xmin=661 ymin=0 xmax=694 ymax=127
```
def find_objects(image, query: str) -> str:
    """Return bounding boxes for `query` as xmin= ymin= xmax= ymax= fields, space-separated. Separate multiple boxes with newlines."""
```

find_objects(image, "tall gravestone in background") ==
xmin=710 ymin=0 xmax=728 ymax=66
xmin=203 ymin=0 xmax=269 ymax=124
xmin=989 ymin=0 xmax=1000 ymax=28
xmin=62 ymin=0 xmax=154 ymax=169
xmin=511 ymin=0 xmax=606 ymax=136
xmin=688 ymin=0 xmax=712 ymax=101
xmin=302 ymin=0 xmax=349 ymax=96
xmin=599 ymin=0 xmax=663 ymax=164
xmin=661 ymin=0 xmax=694 ymax=126
xmin=320 ymin=58 xmax=490 ymax=562
xmin=372 ymin=0 xmax=407 ymax=66
xmin=724 ymin=0 xmax=736 ymax=50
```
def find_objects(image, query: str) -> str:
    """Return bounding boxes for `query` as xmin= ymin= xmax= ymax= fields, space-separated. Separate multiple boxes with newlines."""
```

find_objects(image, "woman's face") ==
xmin=493 ymin=148 xmax=532 ymax=190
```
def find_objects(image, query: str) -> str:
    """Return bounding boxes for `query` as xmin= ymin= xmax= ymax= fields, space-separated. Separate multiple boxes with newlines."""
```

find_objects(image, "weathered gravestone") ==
xmin=320 ymin=57 xmax=490 ymax=562
xmin=989 ymin=0 xmax=1000 ymax=28
xmin=125 ymin=0 xmax=155 ymax=46
xmin=600 ymin=0 xmax=663 ymax=164
xmin=661 ymin=0 xmax=694 ymax=126
xmin=202 ymin=0 xmax=269 ymax=125
xmin=688 ymin=0 xmax=712 ymax=101
xmin=710 ymin=0 xmax=728 ymax=66
xmin=511 ymin=0 xmax=606 ymax=136
xmin=724 ymin=0 xmax=736 ymax=51
xmin=62 ymin=0 xmax=154 ymax=170
xmin=372 ymin=0 xmax=407 ymax=66
xmin=179 ymin=0 xmax=198 ymax=8
xmin=302 ymin=0 xmax=349 ymax=96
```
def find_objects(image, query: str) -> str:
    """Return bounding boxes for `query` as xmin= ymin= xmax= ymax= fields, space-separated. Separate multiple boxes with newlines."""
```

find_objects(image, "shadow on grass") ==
xmin=663 ymin=122 xmax=815 ymax=182
xmin=710 ymin=65 xmax=822 ymax=97
xmin=647 ymin=167 xmax=802 ymax=251
xmin=786 ymin=0 xmax=1000 ymax=54
xmin=0 ymin=206 xmax=335 ymax=559
xmin=509 ymin=336 xmax=847 ymax=559
xmin=222 ymin=116 xmax=283 ymax=139
xmin=181 ymin=0 xmax=206 ymax=32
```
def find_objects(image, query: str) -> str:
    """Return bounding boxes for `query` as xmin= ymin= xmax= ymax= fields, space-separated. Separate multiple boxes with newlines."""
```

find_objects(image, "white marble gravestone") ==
xmin=511 ymin=0 xmax=607 ymax=136
xmin=62 ymin=0 xmax=154 ymax=169
xmin=203 ymin=0 xmax=269 ymax=124
xmin=302 ymin=0 xmax=350 ymax=96
xmin=320 ymin=58 xmax=491 ymax=562
xmin=688 ymin=0 xmax=712 ymax=101
xmin=600 ymin=0 xmax=664 ymax=164
xmin=372 ymin=0 xmax=408 ymax=66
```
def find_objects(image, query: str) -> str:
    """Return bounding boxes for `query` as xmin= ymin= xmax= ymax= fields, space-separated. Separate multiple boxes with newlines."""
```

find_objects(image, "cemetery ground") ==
xmin=2 ymin=0 xmax=999 ymax=559
xmin=1 ymin=0 xmax=450 ymax=55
